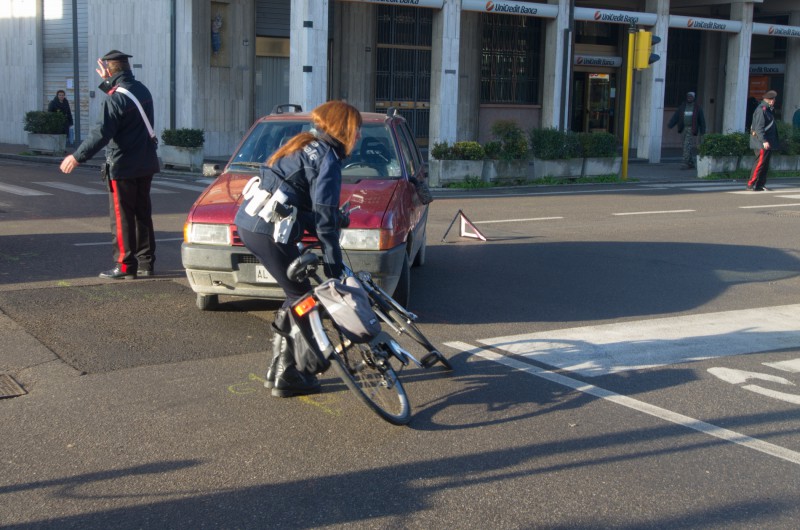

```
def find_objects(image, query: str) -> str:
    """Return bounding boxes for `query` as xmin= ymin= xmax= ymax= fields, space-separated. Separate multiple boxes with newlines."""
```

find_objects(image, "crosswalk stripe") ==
xmin=0 ymin=183 xmax=52 ymax=196
xmin=152 ymin=180 xmax=209 ymax=192
xmin=34 ymin=182 xmax=107 ymax=195
xmin=477 ymin=304 xmax=800 ymax=377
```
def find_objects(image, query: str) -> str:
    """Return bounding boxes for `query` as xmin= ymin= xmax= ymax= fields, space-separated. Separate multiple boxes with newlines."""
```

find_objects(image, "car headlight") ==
xmin=340 ymin=228 xmax=387 ymax=250
xmin=185 ymin=223 xmax=231 ymax=245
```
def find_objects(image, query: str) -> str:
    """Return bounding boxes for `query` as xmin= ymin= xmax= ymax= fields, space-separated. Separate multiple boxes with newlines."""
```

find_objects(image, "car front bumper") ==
xmin=181 ymin=242 xmax=405 ymax=300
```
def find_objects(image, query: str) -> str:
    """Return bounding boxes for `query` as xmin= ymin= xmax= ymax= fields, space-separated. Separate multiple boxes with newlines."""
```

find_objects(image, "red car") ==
xmin=181 ymin=105 xmax=430 ymax=310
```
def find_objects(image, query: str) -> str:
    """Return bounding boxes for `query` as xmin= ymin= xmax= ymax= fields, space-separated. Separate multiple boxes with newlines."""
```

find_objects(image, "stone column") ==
xmin=722 ymin=2 xmax=753 ymax=133
xmin=330 ymin=1 xmax=375 ymax=111
xmin=457 ymin=12 xmax=481 ymax=141
xmin=541 ymin=0 xmax=570 ymax=129
xmin=635 ymin=0 xmax=669 ymax=163
xmin=784 ymin=11 xmax=800 ymax=124
xmin=429 ymin=0 xmax=461 ymax=145
xmin=289 ymin=0 xmax=328 ymax=111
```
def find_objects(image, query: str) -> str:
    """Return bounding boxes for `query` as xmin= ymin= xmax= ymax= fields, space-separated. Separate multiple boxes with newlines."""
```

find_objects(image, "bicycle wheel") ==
xmin=323 ymin=319 xmax=411 ymax=425
xmin=382 ymin=306 xmax=453 ymax=371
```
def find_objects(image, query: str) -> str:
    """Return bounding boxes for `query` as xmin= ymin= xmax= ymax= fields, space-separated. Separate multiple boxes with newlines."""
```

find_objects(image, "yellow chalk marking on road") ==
xmin=298 ymin=394 xmax=343 ymax=416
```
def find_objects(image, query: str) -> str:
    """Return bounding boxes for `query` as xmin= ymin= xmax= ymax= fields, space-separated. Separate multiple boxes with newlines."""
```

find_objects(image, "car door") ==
xmin=393 ymin=120 xmax=428 ymax=258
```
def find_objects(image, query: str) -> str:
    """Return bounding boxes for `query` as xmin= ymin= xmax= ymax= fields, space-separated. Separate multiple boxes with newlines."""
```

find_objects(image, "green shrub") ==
xmin=577 ymin=131 xmax=617 ymax=158
xmin=24 ymin=111 xmax=67 ymax=134
xmin=776 ymin=121 xmax=800 ymax=155
xmin=697 ymin=132 xmax=750 ymax=157
xmin=489 ymin=120 xmax=529 ymax=160
xmin=429 ymin=141 xmax=485 ymax=160
xmin=483 ymin=141 xmax=502 ymax=160
xmin=161 ymin=128 xmax=205 ymax=148
xmin=529 ymin=128 xmax=582 ymax=160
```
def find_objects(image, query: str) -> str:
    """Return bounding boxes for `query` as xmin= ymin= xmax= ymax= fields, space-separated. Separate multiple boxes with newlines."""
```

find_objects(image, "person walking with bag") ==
xmin=235 ymin=100 xmax=362 ymax=398
xmin=747 ymin=90 xmax=780 ymax=191
xmin=59 ymin=50 xmax=160 ymax=278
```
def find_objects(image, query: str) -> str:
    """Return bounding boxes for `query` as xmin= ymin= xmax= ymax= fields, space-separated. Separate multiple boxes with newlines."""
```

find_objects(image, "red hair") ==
xmin=267 ymin=101 xmax=362 ymax=166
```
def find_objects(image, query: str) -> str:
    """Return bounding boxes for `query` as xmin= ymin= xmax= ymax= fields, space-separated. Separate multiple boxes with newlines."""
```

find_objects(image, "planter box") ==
xmin=770 ymin=155 xmax=799 ymax=171
xmin=427 ymin=159 xmax=484 ymax=187
xmin=530 ymin=157 xmax=583 ymax=180
xmin=483 ymin=159 xmax=529 ymax=184
xmin=27 ymin=133 xmax=66 ymax=155
xmin=738 ymin=155 xmax=756 ymax=171
xmin=160 ymin=144 xmax=204 ymax=171
xmin=582 ymin=157 xmax=621 ymax=177
xmin=696 ymin=155 xmax=738 ymax=177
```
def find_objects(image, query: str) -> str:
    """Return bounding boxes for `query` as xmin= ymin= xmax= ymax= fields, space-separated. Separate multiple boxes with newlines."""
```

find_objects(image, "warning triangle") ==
xmin=459 ymin=210 xmax=487 ymax=241
xmin=441 ymin=209 xmax=488 ymax=242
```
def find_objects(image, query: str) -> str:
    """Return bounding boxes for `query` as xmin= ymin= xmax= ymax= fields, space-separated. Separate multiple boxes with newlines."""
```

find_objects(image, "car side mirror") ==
xmin=203 ymin=163 xmax=222 ymax=177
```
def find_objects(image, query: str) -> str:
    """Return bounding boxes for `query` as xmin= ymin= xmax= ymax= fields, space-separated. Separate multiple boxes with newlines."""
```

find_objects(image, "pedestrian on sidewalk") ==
xmin=47 ymin=90 xmax=73 ymax=145
xmin=668 ymin=91 xmax=706 ymax=170
xmin=747 ymin=90 xmax=780 ymax=192
xmin=59 ymin=50 xmax=160 ymax=279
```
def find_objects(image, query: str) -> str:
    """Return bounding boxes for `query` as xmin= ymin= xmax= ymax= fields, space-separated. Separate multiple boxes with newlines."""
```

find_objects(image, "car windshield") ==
xmin=228 ymin=120 xmax=401 ymax=180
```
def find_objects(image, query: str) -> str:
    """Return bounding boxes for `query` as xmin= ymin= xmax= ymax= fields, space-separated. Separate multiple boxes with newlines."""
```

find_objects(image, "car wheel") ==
xmin=412 ymin=230 xmax=426 ymax=268
xmin=197 ymin=293 xmax=219 ymax=311
xmin=392 ymin=254 xmax=411 ymax=309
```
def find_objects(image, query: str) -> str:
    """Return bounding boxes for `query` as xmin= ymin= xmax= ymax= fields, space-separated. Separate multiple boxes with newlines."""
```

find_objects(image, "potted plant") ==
xmin=578 ymin=131 xmax=621 ymax=177
xmin=528 ymin=127 xmax=582 ymax=180
xmin=482 ymin=120 xmax=530 ymax=184
xmin=24 ymin=110 xmax=68 ymax=154
xmin=160 ymin=128 xmax=205 ymax=171
xmin=427 ymin=141 xmax=485 ymax=187
xmin=696 ymin=132 xmax=750 ymax=177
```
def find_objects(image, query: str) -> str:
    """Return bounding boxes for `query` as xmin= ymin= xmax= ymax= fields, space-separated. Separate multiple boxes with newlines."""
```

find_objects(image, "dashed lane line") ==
xmin=445 ymin=341 xmax=800 ymax=466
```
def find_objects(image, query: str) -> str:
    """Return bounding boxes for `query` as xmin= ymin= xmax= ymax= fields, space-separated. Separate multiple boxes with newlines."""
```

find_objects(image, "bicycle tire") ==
xmin=322 ymin=319 xmax=412 ymax=425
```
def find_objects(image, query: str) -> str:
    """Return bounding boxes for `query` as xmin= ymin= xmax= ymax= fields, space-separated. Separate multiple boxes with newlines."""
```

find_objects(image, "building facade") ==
xmin=1 ymin=0 xmax=798 ymax=161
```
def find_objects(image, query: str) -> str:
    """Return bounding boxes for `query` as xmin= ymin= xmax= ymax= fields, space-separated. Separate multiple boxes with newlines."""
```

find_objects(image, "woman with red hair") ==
xmin=235 ymin=101 xmax=362 ymax=398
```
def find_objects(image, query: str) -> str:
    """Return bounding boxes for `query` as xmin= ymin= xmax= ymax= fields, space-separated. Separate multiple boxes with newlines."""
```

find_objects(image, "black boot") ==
xmin=265 ymin=309 xmax=291 ymax=389
xmin=271 ymin=346 xmax=321 ymax=398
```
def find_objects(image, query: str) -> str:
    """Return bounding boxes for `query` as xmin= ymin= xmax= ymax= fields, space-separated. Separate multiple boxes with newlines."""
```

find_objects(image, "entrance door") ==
xmin=571 ymin=72 xmax=616 ymax=134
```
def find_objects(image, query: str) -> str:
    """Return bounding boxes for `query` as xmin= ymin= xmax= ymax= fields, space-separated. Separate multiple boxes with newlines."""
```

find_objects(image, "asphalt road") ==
xmin=2 ymin=158 xmax=800 ymax=528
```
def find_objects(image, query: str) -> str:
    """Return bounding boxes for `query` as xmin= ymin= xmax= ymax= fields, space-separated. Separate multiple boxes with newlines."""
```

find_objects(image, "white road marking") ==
xmin=707 ymin=367 xmax=793 ymax=386
xmin=478 ymin=304 xmax=800 ymax=377
xmin=0 ymin=183 xmax=52 ymax=196
xmin=739 ymin=203 xmax=800 ymax=209
xmin=764 ymin=359 xmax=800 ymax=373
xmin=612 ymin=209 xmax=695 ymax=216
xmin=775 ymin=194 xmax=800 ymax=200
xmin=445 ymin=341 xmax=800 ymax=465
xmin=152 ymin=180 xmax=209 ymax=192
xmin=74 ymin=237 xmax=184 ymax=247
xmin=742 ymin=385 xmax=800 ymax=405
xmin=34 ymin=182 xmax=107 ymax=195
xmin=473 ymin=217 xmax=563 ymax=224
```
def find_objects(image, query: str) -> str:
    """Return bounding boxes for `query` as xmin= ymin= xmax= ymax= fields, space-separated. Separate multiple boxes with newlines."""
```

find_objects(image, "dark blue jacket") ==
xmin=235 ymin=138 xmax=345 ymax=277
xmin=750 ymin=101 xmax=779 ymax=150
xmin=73 ymin=71 xmax=160 ymax=179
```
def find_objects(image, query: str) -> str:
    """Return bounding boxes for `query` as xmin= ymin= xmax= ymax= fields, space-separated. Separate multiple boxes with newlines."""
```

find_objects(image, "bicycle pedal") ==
xmin=421 ymin=352 xmax=440 ymax=368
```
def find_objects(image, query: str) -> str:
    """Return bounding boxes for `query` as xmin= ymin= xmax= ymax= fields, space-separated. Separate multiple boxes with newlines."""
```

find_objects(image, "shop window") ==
xmin=664 ymin=29 xmax=702 ymax=107
xmin=480 ymin=14 xmax=541 ymax=105
xmin=574 ymin=20 xmax=620 ymax=46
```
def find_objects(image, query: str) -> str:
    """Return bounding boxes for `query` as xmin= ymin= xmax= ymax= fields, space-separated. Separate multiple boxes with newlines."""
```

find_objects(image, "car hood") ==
xmin=187 ymin=170 xmax=401 ymax=229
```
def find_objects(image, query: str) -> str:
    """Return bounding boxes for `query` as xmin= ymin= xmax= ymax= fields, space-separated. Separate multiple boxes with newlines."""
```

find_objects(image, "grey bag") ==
xmin=315 ymin=277 xmax=381 ymax=343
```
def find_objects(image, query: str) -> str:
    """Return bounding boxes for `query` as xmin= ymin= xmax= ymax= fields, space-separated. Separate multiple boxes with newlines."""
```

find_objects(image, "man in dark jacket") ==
xmin=47 ymin=90 xmax=74 ymax=143
xmin=747 ymin=90 xmax=779 ymax=191
xmin=60 ymin=50 xmax=160 ymax=279
xmin=668 ymin=91 xmax=706 ymax=170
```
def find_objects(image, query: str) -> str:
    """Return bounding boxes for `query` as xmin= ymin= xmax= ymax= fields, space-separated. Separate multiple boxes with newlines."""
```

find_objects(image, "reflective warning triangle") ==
xmin=459 ymin=210 xmax=487 ymax=241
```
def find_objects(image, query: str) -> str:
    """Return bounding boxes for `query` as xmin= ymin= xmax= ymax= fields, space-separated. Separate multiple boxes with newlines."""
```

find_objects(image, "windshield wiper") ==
xmin=229 ymin=161 xmax=262 ymax=168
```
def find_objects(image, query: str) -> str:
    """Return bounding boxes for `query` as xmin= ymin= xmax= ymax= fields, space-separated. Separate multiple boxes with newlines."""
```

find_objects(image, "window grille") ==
xmin=480 ymin=13 xmax=541 ymax=104
xmin=664 ymin=29 xmax=702 ymax=107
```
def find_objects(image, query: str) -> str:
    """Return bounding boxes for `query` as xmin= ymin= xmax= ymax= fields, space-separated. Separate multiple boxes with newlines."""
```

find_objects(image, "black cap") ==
xmin=102 ymin=50 xmax=132 ymax=61
xmin=763 ymin=90 xmax=778 ymax=100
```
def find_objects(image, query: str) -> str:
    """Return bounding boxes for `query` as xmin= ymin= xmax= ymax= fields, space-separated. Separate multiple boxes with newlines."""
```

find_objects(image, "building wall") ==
xmin=0 ymin=1 xmax=43 ymax=145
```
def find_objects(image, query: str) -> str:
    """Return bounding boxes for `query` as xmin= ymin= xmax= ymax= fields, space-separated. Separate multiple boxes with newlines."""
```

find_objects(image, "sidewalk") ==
xmin=0 ymin=142 xmax=699 ymax=183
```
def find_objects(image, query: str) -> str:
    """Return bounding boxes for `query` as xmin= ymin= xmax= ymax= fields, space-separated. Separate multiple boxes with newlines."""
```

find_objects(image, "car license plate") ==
xmin=255 ymin=265 xmax=275 ymax=283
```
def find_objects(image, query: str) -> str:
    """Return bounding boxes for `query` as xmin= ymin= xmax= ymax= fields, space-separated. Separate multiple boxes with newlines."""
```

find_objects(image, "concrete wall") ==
xmin=0 ymin=1 xmax=43 ymax=144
